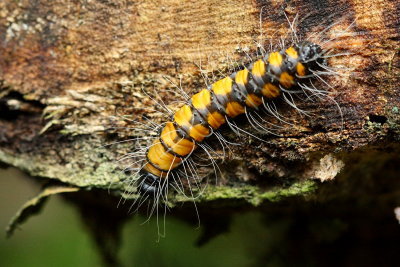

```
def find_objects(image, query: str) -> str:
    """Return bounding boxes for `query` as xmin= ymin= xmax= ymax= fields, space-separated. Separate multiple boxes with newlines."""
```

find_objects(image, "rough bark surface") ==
xmin=1 ymin=0 xmax=399 ymax=265
xmin=1 ymin=0 xmax=399 ymax=246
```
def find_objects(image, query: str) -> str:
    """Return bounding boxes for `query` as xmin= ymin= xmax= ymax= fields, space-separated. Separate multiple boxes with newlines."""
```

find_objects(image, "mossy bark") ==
xmin=1 ymin=0 xmax=400 ymax=264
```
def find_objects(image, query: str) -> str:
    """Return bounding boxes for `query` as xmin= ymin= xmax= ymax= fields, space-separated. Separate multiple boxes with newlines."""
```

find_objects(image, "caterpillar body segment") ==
xmin=138 ymin=41 xmax=326 ymax=196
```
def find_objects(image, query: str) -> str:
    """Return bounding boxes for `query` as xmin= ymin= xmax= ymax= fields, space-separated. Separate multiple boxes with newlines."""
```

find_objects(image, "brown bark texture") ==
xmin=0 ymin=0 xmax=399 ymax=214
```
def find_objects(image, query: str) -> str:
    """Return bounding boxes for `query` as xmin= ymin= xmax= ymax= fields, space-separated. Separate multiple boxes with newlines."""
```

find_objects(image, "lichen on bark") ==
xmin=1 ymin=1 xmax=400 ymax=256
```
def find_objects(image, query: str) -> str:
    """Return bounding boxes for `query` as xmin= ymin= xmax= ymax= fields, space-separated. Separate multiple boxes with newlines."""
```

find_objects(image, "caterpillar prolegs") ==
xmin=137 ymin=41 xmax=327 ymax=197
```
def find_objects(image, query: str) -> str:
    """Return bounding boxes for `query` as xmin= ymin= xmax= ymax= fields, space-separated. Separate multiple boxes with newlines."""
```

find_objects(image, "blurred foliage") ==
xmin=1 ymin=161 xmax=400 ymax=267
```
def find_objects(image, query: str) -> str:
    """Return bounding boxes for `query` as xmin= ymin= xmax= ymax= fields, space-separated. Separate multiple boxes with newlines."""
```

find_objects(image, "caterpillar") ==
xmin=118 ymin=12 xmax=355 ymax=218
xmin=138 ymin=42 xmax=327 ymax=195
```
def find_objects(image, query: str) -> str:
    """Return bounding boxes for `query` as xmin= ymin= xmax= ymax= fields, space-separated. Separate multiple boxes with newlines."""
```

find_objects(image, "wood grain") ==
xmin=0 ymin=0 xmax=399 ymax=204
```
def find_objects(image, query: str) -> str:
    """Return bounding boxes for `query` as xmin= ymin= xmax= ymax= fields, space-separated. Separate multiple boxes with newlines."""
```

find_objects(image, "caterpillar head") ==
xmin=296 ymin=41 xmax=327 ymax=74
xmin=137 ymin=171 xmax=161 ymax=197
xmin=298 ymin=42 xmax=325 ymax=65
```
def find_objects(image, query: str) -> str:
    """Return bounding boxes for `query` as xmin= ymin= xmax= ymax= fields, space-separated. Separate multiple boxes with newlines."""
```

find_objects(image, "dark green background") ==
xmin=1 ymin=166 xmax=399 ymax=267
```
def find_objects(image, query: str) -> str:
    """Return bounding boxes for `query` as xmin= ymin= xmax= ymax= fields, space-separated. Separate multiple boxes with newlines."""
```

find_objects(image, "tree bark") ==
xmin=1 ymin=0 xmax=399 ymax=257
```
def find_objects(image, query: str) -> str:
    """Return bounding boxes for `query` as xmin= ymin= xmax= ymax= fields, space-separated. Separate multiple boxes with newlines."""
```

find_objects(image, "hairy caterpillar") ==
xmin=139 ymin=42 xmax=324 ymax=195
xmin=116 ymin=12 xmax=355 ymax=221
